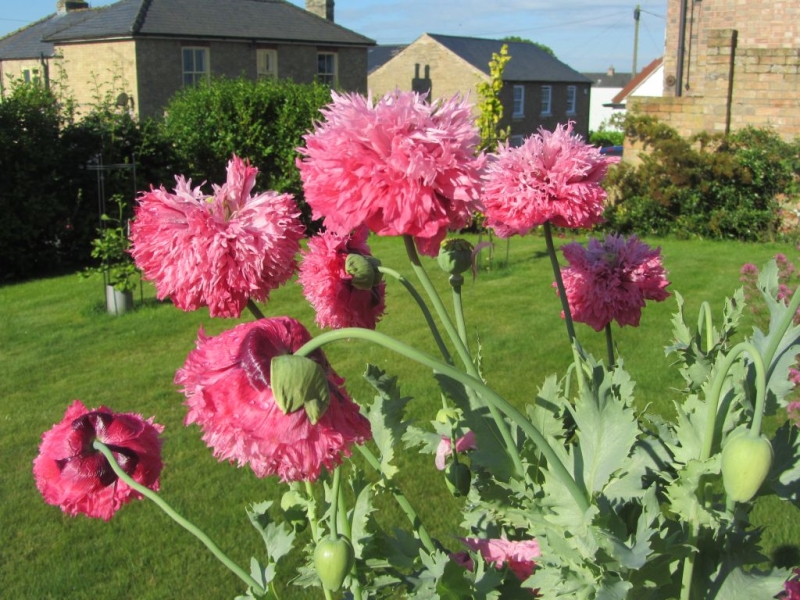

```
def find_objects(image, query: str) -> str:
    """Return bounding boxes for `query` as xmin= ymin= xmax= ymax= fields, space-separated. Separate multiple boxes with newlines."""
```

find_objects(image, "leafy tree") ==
xmin=160 ymin=76 xmax=333 ymax=229
xmin=502 ymin=36 xmax=556 ymax=57
xmin=476 ymin=44 xmax=511 ymax=152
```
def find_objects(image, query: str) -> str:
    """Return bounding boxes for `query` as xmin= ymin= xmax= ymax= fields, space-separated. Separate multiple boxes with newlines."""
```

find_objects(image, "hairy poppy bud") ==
xmin=721 ymin=431 xmax=773 ymax=503
xmin=270 ymin=354 xmax=330 ymax=423
xmin=345 ymin=253 xmax=382 ymax=290
xmin=437 ymin=238 xmax=474 ymax=276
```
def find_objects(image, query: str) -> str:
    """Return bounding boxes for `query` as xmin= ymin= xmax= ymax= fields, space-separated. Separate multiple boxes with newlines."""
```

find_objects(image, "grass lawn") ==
xmin=2 ymin=232 xmax=799 ymax=599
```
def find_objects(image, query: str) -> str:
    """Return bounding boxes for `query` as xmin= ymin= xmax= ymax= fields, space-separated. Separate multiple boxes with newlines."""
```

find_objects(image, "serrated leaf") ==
xmin=568 ymin=359 xmax=640 ymax=494
xmin=245 ymin=501 xmax=296 ymax=564
xmin=708 ymin=565 xmax=791 ymax=600
xmin=664 ymin=457 xmax=724 ymax=528
xmin=770 ymin=420 xmax=800 ymax=503
xmin=363 ymin=364 xmax=412 ymax=480
xmin=349 ymin=478 xmax=376 ymax=558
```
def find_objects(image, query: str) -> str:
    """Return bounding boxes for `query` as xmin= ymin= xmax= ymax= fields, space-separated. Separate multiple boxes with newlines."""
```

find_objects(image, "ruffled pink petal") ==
xmin=130 ymin=155 xmax=304 ymax=318
xmin=175 ymin=318 xmax=372 ymax=482
xmin=483 ymin=123 xmax=615 ymax=234
xmin=33 ymin=400 xmax=164 ymax=521
xmin=559 ymin=234 xmax=670 ymax=331
xmin=298 ymin=226 xmax=386 ymax=330
xmin=297 ymin=91 xmax=485 ymax=256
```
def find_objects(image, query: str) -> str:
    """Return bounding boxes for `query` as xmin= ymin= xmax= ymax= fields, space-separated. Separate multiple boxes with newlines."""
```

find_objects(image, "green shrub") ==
xmin=589 ymin=129 xmax=624 ymax=147
xmin=602 ymin=115 xmax=798 ymax=241
xmin=160 ymin=77 xmax=333 ymax=229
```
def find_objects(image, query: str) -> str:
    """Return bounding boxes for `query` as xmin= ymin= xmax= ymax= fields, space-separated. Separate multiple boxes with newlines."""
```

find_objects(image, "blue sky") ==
xmin=0 ymin=0 xmax=668 ymax=73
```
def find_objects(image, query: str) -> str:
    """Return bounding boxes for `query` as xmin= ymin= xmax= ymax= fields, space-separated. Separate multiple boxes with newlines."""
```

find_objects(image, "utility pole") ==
xmin=632 ymin=4 xmax=641 ymax=79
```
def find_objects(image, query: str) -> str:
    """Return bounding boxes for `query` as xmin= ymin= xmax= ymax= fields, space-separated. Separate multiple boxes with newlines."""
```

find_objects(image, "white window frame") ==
xmin=22 ymin=67 xmax=41 ymax=84
xmin=512 ymin=85 xmax=525 ymax=118
xmin=541 ymin=85 xmax=552 ymax=116
xmin=182 ymin=47 xmax=210 ymax=86
xmin=257 ymin=49 xmax=278 ymax=79
xmin=316 ymin=52 xmax=337 ymax=86
xmin=566 ymin=85 xmax=577 ymax=115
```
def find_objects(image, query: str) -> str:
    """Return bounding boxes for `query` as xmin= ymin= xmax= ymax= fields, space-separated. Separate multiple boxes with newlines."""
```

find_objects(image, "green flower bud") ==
xmin=437 ymin=238 xmax=474 ymax=275
xmin=270 ymin=354 xmax=330 ymax=423
xmin=721 ymin=431 xmax=773 ymax=503
xmin=314 ymin=535 xmax=355 ymax=592
xmin=345 ymin=253 xmax=383 ymax=290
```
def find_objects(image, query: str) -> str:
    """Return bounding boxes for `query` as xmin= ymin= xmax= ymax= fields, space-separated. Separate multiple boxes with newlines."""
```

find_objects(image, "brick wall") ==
xmin=638 ymin=0 xmax=800 ymax=141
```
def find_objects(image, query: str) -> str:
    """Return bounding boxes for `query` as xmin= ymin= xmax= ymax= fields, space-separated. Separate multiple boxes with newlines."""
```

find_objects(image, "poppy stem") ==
xmin=92 ymin=440 xmax=266 ymax=596
xmin=296 ymin=328 xmax=590 ymax=513
xmin=604 ymin=323 xmax=615 ymax=369
xmin=247 ymin=299 xmax=266 ymax=320
xmin=378 ymin=265 xmax=452 ymax=364
xmin=402 ymin=235 xmax=524 ymax=478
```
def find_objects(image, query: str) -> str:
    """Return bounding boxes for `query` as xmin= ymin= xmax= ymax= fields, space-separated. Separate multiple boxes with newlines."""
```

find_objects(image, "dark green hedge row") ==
xmin=0 ymin=77 xmax=331 ymax=282
xmin=601 ymin=114 xmax=800 ymax=241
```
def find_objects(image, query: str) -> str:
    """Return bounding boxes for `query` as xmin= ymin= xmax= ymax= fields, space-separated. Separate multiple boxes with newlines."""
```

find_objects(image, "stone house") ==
xmin=633 ymin=0 xmax=800 ymax=141
xmin=368 ymin=33 xmax=593 ymax=143
xmin=582 ymin=66 xmax=632 ymax=131
xmin=0 ymin=0 xmax=374 ymax=118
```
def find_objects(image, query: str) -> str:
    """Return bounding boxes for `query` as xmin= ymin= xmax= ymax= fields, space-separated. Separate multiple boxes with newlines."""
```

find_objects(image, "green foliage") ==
xmin=476 ymin=44 xmax=511 ymax=152
xmin=0 ymin=82 xmax=76 ymax=280
xmin=603 ymin=115 xmax=800 ymax=241
xmin=502 ymin=36 xmax=556 ymax=57
xmin=80 ymin=195 xmax=139 ymax=292
xmin=160 ymin=76 xmax=332 ymax=228
xmin=590 ymin=130 xmax=624 ymax=147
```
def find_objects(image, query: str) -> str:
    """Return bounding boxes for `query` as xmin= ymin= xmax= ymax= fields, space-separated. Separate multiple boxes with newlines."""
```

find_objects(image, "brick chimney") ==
xmin=606 ymin=66 xmax=616 ymax=77
xmin=306 ymin=0 xmax=334 ymax=21
xmin=57 ymin=0 xmax=89 ymax=14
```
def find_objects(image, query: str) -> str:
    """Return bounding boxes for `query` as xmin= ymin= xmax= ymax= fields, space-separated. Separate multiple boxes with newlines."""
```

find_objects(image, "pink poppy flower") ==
xmin=783 ymin=569 xmax=800 ymax=600
xmin=435 ymin=430 xmax=477 ymax=470
xmin=559 ymin=234 xmax=670 ymax=331
xmin=298 ymin=226 xmax=386 ymax=329
xmin=33 ymin=400 xmax=164 ymax=521
xmin=482 ymin=122 xmax=616 ymax=235
xmin=130 ymin=155 xmax=304 ymax=318
xmin=461 ymin=537 xmax=541 ymax=581
xmin=297 ymin=90 xmax=485 ymax=256
xmin=174 ymin=317 xmax=372 ymax=482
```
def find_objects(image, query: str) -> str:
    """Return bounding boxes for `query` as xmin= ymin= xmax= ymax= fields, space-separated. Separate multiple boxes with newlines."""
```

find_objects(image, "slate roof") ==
xmin=367 ymin=44 xmax=406 ymax=73
xmin=0 ymin=9 xmax=97 ymax=60
xmin=425 ymin=34 xmax=592 ymax=84
xmin=583 ymin=70 xmax=632 ymax=88
xmin=0 ymin=0 xmax=373 ymax=60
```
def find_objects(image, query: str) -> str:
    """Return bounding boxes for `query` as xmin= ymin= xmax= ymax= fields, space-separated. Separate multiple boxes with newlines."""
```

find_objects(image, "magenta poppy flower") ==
xmin=33 ymin=400 xmax=164 ymax=521
xmin=783 ymin=569 xmax=800 ymax=600
xmin=298 ymin=226 xmax=386 ymax=329
xmin=461 ymin=537 xmax=541 ymax=581
xmin=297 ymin=90 xmax=485 ymax=256
xmin=174 ymin=317 xmax=371 ymax=482
xmin=435 ymin=430 xmax=477 ymax=470
xmin=559 ymin=234 xmax=670 ymax=331
xmin=482 ymin=122 xmax=616 ymax=235
xmin=130 ymin=155 xmax=304 ymax=318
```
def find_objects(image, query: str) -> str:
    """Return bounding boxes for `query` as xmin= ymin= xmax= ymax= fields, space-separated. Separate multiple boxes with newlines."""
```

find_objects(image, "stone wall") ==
xmin=53 ymin=41 xmax=138 ymax=116
xmin=637 ymin=0 xmax=800 ymax=142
